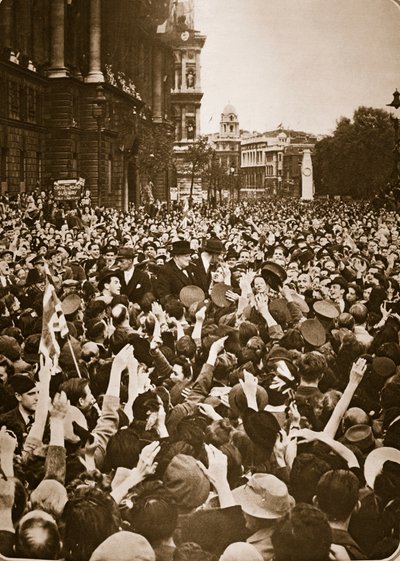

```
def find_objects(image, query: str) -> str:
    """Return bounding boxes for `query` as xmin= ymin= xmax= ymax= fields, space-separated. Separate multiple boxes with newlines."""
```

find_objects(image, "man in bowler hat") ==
xmin=154 ymin=240 xmax=196 ymax=304
xmin=192 ymin=237 xmax=225 ymax=294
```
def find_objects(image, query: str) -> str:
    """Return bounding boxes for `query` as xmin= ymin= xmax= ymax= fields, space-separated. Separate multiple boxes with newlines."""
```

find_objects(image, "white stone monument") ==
xmin=301 ymin=149 xmax=314 ymax=200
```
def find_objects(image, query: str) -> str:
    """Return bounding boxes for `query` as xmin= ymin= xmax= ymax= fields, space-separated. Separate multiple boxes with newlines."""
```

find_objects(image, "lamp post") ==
xmin=386 ymin=89 xmax=400 ymax=195
xmin=92 ymin=85 xmax=106 ymax=206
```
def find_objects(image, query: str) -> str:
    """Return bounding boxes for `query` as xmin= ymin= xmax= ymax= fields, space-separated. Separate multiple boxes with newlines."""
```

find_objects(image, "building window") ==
xmin=20 ymin=150 xmax=25 ymax=183
xmin=19 ymin=85 xmax=27 ymax=121
xmin=27 ymin=88 xmax=36 ymax=122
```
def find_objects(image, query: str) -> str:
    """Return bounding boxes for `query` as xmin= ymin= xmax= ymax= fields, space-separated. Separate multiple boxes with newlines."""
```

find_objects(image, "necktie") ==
xmin=26 ymin=415 xmax=35 ymax=432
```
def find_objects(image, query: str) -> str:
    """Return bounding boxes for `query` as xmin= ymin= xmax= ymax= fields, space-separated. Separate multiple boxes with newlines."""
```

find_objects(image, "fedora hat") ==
xmin=170 ymin=240 xmax=191 ymax=256
xmin=97 ymin=268 xmax=121 ymax=290
xmin=116 ymin=247 xmax=135 ymax=260
xmin=201 ymin=237 xmax=225 ymax=254
xmin=261 ymin=261 xmax=287 ymax=291
xmin=233 ymin=473 xmax=294 ymax=519
xmin=329 ymin=276 xmax=348 ymax=290
xmin=300 ymin=318 xmax=326 ymax=347
xmin=343 ymin=424 xmax=379 ymax=453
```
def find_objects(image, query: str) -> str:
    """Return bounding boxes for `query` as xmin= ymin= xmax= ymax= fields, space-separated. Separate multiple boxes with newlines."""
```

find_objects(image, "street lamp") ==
xmin=386 ymin=89 xmax=400 ymax=195
xmin=92 ymin=85 xmax=107 ymax=206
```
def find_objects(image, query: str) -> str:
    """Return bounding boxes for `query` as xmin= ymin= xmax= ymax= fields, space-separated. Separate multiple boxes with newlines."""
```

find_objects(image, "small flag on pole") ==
xmin=39 ymin=282 xmax=69 ymax=369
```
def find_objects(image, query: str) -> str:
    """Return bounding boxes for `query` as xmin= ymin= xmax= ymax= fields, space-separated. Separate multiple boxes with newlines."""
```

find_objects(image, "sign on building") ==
xmin=53 ymin=178 xmax=85 ymax=201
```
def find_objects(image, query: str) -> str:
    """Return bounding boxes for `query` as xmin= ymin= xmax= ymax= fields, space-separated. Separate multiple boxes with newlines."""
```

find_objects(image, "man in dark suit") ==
xmin=154 ymin=240 xmax=197 ymax=304
xmin=0 ymin=374 xmax=38 ymax=449
xmin=192 ymin=237 xmax=225 ymax=294
xmin=116 ymin=247 xmax=152 ymax=305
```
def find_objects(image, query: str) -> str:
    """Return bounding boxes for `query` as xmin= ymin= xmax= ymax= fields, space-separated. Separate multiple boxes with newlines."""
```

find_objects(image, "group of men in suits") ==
xmin=153 ymin=238 xmax=225 ymax=304
xmin=95 ymin=238 xmax=225 ymax=307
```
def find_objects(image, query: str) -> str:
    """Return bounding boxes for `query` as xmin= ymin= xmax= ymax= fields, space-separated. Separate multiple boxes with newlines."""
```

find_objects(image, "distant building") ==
xmin=160 ymin=0 xmax=206 ymax=203
xmin=240 ymin=128 xmax=318 ymax=198
xmin=208 ymin=105 xmax=241 ymax=201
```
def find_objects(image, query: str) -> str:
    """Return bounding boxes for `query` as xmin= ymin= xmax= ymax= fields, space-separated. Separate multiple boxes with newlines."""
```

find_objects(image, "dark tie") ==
xmin=26 ymin=415 xmax=35 ymax=432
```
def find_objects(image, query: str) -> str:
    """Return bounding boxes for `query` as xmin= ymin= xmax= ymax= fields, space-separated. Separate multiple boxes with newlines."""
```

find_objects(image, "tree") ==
xmin=186 ymin=136 xmax=213 ymax=204
xmin=313 ymin=107 xmax=394 ymax=198
xmin=137 ymin=120 xmax=174 ymax=181
xmin=202 ymin=150 xmax=229 ymax=206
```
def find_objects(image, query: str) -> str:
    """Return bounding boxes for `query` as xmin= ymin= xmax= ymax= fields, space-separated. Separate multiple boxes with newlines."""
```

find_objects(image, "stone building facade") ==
xmin=0 ymin=0 xmax=174 ymax=209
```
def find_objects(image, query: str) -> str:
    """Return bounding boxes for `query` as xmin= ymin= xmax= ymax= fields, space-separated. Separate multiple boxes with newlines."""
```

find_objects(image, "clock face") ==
xmin=303 ymin=167 xmax=311 ymax=177
xmin=181 ymin=31 xmax=190 ymax=41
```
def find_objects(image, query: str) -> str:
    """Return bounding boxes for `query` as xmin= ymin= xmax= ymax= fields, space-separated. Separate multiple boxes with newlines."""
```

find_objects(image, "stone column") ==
xmin=0 ymin=0 xmax=13 ymax=50
xmin=152 ymin=47 xmax=163 ymax=122
xmin=195 ymin=51 xmax=201 ymax=90
xmin=301 ymin=149 xmax=314 ymax=200
xmin=85 ymin=0 xmax=104 ymax=83
xmin=48 ymin=0 xmax=67 ymax=77
xmin=195 ymin=107 xmax=200 ymax=137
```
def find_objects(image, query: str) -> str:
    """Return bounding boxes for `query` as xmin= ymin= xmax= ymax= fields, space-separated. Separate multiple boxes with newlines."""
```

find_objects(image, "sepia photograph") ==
xmin=0 ymin=1 xmax=399 ymax=560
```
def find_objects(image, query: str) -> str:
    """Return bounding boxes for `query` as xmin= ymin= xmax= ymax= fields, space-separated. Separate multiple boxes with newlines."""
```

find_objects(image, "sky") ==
xmin=195 ymin=0 xmax=400 ymax=136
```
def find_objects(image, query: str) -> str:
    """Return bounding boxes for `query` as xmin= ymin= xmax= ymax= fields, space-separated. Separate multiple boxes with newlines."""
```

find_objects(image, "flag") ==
xmin=39 ymin=282 xmax=69 ymax=368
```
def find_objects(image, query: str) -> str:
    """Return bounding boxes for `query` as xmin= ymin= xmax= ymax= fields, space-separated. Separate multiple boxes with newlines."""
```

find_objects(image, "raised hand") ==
xmin=255 ymin=293 xmax=269 ymax=315
xmin=113 ymin=343 xmax=134 ymax=372
xmin=199 ymin=444 xmax=228 ymax=488
xmin=50 ymin=391 xmax=69 ymax=421
xmin=210 ymin=335 xmax=228 ymax=355
xmin=0 ymin=426 xmax=17 ymax=458
xmin=195 ymin=305 xmax=207 ymax=323
xmin=239 ymin=369 xmax=258 ymax=409
xmin=136 ymin=441 xmax=160 ymax=477
xmin=151 ymin=302 xmax=167 ymax=325
xmin=349 ymin=357 xmax=367 ymax=386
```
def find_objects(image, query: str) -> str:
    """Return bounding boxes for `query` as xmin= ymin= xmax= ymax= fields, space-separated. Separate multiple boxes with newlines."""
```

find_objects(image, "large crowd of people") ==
xmin=0 ymin=190 xmax=399 ymax=561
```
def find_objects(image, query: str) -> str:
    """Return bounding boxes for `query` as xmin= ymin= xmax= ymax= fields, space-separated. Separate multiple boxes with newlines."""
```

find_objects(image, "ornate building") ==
xmin=158 ymin=0 xmax=206 ymax=202
xmin=0 ymin=0 xmax=174 ymax=209
xmin=208 ymin=104 xmax=241 ymax=200
xmin=240 ymin=129 xmax=317 ymax=198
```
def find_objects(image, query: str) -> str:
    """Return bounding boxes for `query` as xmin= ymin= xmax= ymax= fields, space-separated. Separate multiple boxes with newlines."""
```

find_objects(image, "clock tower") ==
xmin=159 ymin=0 xmax=206 ymax=201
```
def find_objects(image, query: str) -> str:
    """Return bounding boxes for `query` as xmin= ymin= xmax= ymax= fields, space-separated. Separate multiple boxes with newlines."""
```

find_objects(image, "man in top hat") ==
xmin=116 ymin=247 xmax=151 ymax=305
xmin=0 ymin=374 xmax=38 ymax=443
xmin=192 ymin=237 xmax=225 ymax=293
xmin=154 ymin=240 xmax=196 ymax=304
